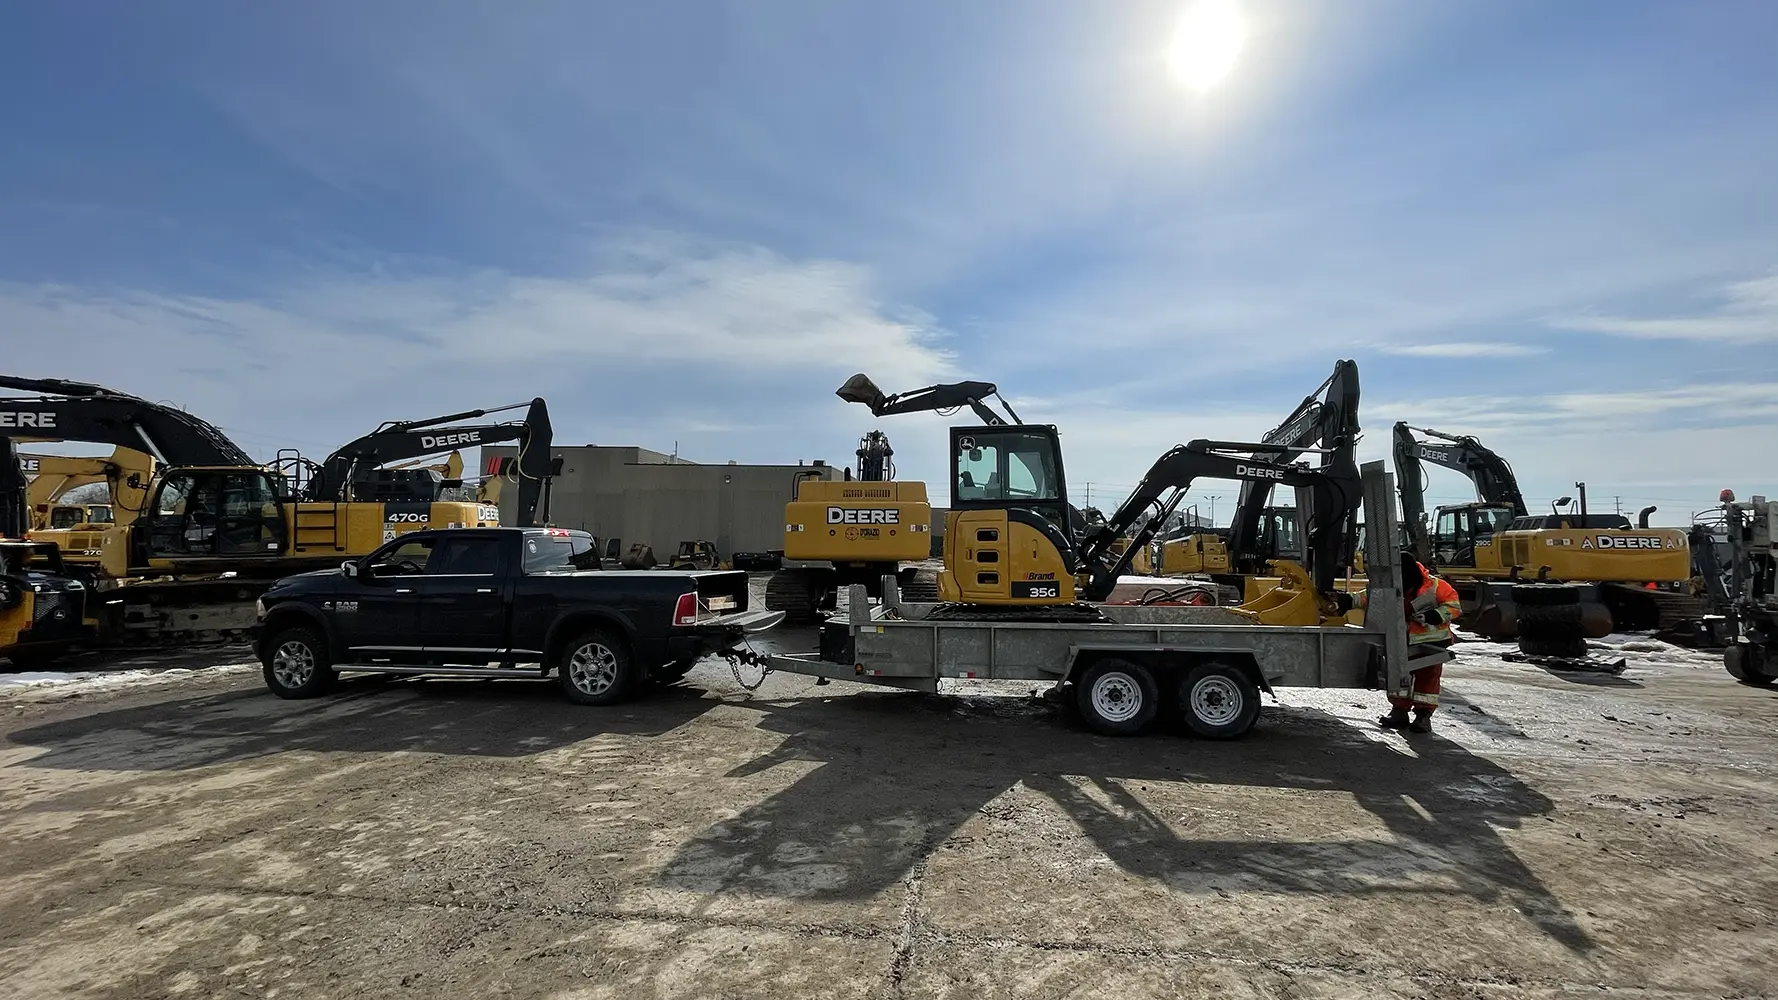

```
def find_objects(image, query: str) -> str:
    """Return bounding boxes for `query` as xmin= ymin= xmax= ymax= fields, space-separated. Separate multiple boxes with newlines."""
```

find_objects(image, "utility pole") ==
xmin=1615 ymin=495 xmax=1622 ymax=515
xmin=1084 ymin=483 xmax=1091 ymax=507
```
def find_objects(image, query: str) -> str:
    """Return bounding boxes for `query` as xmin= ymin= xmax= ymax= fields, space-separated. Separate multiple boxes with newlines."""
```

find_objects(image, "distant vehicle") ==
xmin=252 ymin=527 xmax=781 ymax=704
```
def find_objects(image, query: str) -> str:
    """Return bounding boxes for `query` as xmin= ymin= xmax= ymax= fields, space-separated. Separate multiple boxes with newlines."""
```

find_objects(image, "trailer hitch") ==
xmin=718 ymin=645 xmax=774 ymax=692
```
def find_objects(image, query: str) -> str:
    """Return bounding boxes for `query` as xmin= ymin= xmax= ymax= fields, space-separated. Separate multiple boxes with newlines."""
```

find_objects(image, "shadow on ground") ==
xmin=6 ymin=676 xmax=720 ymax=770
xmin=656 ymin=690 xmax=1594 ymax=955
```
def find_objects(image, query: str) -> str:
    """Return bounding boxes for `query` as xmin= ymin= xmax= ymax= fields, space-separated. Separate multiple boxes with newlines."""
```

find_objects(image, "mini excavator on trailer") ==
xmin=736 ymin=364 xmax=1412 ymax=739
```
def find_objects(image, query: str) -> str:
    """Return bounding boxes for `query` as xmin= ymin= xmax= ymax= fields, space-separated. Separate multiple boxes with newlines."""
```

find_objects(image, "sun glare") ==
xmin=1168 ymin=0 xmax=1248 ymax=94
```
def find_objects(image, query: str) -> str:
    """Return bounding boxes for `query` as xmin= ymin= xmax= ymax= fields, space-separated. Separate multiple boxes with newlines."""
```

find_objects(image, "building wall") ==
xmin=483 ymin=445 xmax=838 ymax=559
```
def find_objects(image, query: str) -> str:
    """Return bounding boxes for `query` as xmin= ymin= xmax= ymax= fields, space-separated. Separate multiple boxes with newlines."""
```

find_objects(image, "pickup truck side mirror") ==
xmin=341 ymin=560 xmax=360 ymax=579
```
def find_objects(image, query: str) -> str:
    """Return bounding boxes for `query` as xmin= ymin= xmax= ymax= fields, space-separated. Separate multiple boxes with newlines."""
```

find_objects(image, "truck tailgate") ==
xmin=689 ymin=569 xmax=751 ymax=615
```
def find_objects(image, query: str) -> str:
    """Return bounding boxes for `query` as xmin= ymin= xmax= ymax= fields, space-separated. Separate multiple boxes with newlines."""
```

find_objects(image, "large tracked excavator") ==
xmin=1391 ymin=422 xmax=1699 ymax=639
xmin=1 ymin=376 xmax=555 ymax=643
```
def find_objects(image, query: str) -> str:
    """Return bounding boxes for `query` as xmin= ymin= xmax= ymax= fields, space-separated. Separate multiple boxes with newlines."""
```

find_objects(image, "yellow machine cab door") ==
xmin=945 ymin=425 xmax=1078 ymax=603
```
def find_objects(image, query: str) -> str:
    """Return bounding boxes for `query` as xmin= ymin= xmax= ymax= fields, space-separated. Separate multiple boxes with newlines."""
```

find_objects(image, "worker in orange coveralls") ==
xmin=1346 ymin=551 xmax=1463 ymax=734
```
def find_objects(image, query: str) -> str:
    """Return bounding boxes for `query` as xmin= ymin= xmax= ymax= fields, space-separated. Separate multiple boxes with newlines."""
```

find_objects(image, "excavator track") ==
xmin=896 ymin=568 xmax=940 ymax=602
xmin=764 ymin=569 xmax=826 ymax=626
xmin=1601 ymin=583 xmax=1711 ymax=636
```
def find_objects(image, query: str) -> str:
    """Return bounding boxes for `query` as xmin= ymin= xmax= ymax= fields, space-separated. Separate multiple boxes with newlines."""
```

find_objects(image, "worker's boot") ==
xmin=1378 ymin=708 xmax=1410 ymax=730
xmin=1407 ymin=712 xmax=1433 ymax=734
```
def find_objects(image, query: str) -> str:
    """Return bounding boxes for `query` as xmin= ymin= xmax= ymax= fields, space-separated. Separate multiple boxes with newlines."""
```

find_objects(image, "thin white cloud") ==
xmin=1377 ymin=342 xmax=1547 ymax=358
xmin=1548 ymin=271 xmax=1778 ymax=342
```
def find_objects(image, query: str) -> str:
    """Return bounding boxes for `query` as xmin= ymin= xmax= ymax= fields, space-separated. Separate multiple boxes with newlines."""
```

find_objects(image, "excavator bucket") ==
xmin=835 ymin=374 xmax=886 ymax=411
xmin=1227 ymin=561 xmax=1339 ymax=627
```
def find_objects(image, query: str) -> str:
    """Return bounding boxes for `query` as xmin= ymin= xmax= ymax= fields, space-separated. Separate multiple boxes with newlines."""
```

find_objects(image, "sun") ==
xmin=1168 ymin=0 xmax=1248 ymax=94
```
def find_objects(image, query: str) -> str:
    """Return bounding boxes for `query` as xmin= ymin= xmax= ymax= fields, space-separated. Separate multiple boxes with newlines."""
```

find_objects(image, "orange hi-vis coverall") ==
xmin=1357 ymin=562 xmax=1463 ymax=714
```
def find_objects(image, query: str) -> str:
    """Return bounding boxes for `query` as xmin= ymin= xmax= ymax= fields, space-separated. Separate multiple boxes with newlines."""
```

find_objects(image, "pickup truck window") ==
xmin=522 ymin=533 xmax=600 ymax=573
xmin=369 ymin=537 xmax=435 ymax=576
xmin=426 ymin=536 xmax=503 ymax=576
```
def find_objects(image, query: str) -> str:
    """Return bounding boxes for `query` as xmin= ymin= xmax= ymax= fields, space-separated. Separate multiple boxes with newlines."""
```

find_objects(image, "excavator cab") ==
xmin=940 ymin=425 xmax=1079 ymax=604
xmin=1431 ymin=502 xmax=1516 ymax=569
xmin=136 ymin=468 xmax=289 ymax=562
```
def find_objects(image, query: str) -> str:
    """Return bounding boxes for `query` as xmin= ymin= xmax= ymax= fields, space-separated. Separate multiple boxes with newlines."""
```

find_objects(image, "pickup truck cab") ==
xmin=253 ymin=527 xmax=779 ymax=704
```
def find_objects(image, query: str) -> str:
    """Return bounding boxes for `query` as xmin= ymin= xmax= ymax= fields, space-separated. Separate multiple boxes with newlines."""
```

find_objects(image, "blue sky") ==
xmin=4 ymin=0 xmax=1775 ymax=522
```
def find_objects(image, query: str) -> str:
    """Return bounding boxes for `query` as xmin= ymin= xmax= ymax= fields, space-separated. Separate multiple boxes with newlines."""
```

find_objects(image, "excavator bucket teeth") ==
xmin=835 ymin=374 xmax=885 ymax=410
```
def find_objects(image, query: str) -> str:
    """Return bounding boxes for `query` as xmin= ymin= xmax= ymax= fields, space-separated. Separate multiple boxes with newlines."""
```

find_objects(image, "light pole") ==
xmin=1208 ymin=495 xmax=1220 ymax=527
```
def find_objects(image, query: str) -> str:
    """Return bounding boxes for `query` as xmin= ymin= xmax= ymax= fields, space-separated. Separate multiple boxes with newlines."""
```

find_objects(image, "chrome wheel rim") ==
xmin=1090 ymin=671 xmax=1142 ymax=723
xmin=568 ymin=642 xmax=620 ymax=696
xmin=272 ymin=641 xmax=315 ymax=688
xmin=1190 ymin=675 xmax=1242 ymax=726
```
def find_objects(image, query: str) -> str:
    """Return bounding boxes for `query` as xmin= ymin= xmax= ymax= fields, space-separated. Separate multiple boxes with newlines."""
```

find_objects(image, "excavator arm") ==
xmin=306 ymin=399 xmax=553 ymax=504
xmin=1227 ymin=360 xmax=1362 ymax=573
xmin=1076 ymin=440 xmax=1363 ymax=602
xmin=0 ymin=376 xmax=255 ymax=467
xmin=1391 ymin=422 xmax=1529 ymax=563
xmin=837 ymin=374 xmax=1022 ymax=426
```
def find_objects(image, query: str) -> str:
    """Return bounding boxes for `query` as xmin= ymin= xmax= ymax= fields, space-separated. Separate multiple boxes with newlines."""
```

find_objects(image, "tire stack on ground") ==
xmin=1513 ymin=583 xmax=1589 ymax=659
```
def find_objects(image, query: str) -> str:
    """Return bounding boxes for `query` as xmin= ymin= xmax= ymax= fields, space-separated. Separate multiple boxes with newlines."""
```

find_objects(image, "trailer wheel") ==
xmin=558 ymin=629 xmax=637 ymax=705
xmin=262 ymin=626 xmax=336 ymax=699
xmin=1074 ymin=658 xmax=1159 ymax=736
xmin=1177 ymin=662 xmax=1261 ymax=739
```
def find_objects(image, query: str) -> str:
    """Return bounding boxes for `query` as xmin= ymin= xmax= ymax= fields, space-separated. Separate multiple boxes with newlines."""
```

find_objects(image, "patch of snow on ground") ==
xmin=0 ymin=664 xmax=256 ymax=698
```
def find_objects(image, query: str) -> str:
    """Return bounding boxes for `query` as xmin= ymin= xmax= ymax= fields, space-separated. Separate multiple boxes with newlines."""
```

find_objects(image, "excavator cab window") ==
xmin=950 ymin=425 xmax=1072 ymax=536
xmin=143 ymin=470 xmax=289 ymax=560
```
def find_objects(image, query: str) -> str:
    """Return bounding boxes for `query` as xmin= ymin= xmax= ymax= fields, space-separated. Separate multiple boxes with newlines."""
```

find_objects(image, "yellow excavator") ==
xmin=836 ymin=369 xmax=1366 ymax=626
xmin=1392 ymin=422 xmax=1698 ymax=639
xmin=4 ymin=376 xmax=555 ymax=642
xmin=766 ymin=422 xmax=934 ymax=624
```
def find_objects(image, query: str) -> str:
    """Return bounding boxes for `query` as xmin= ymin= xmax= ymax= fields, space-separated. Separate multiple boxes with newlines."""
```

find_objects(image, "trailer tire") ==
xmin=1177 ymin=662 xmax=1261 ymax=739
xmin=1074 ymin=658 xmax=1159 ymax=736
xmin=261 ymin=626 xmax=336 ymax=699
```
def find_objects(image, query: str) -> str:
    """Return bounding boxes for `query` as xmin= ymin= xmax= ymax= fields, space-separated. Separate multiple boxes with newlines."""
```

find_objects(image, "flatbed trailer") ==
xmin=760 ymin=462 xmax=1434 ymax=738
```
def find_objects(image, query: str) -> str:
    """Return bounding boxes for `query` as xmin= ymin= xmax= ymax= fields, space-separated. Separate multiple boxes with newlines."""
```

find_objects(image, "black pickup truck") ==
xmin=252 ymin=527 xmax=779 ymax=704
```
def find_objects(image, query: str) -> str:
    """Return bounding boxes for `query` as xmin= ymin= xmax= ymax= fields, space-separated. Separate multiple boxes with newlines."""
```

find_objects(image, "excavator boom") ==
xmin=1227 ymin=361 xmax=1361 ymax=574
xmin=837 ymin=373 xmax=1022 ymax=427
xmin=305 ymin=398 xmax=554 ymax=525
xmin=0 ymin=376 xmax=255 ymax=467
xmin=1391 ymin=422 xmax=1528 ymax=564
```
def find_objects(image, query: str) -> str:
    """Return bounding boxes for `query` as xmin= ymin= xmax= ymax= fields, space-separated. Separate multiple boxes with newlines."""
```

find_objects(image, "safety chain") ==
xmin=718 ymin=643 xmax=773 ymax=692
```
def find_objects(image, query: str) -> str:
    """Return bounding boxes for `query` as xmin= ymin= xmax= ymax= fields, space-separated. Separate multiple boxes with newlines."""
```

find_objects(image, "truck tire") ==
xmin=1514 ymin=584 xmax=1588 ymax=659
xmin=558 ymin=629 xmax=638 ymax=705
xmin=1074 ymin=658 xmax=1159 ymax=736
xmin=262 ymin=625 xmax=336 ymax=699
xmin=1177 ymin=662 xmax=1261 ymax=739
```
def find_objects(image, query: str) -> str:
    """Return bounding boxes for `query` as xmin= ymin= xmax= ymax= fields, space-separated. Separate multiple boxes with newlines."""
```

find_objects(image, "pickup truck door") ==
xmin=417 ymin=535 xmax=509 ymax=657
xmin=338 ymin=536 xmax=435 ymax=656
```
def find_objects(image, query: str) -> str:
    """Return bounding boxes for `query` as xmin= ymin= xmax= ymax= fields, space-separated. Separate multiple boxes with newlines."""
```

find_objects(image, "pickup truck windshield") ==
xmin=523 ymin=532 xmax=598 ymax=573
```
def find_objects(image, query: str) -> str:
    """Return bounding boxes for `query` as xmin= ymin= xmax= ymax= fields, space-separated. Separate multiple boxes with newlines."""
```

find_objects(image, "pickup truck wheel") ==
xmin=1177 ymin=662 xmax=1260 ymax=739
xmin=1074 ymin=658 xmax=1158 ymax=736
xmin=559 ymin=630 xmax=637 ymax=705
xmin=262 ymin=626 xmax=336 ymax=699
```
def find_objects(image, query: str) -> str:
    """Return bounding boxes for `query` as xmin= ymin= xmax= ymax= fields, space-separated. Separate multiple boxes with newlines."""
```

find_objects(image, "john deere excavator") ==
xmin=766 ymin=403 xmax=936 ymax=623
xmin=836 ymin=370 xmax=1364 ymax=624
xmin=297 ymin=398 xmax=555 ymax=539
xmin=2 ymin=376 xmax=555 ymax=642
xmin=1216 ymin=361 xmax=1363 ymax=604
xmin=1390 ymin=422 xmax=1698 ymax=639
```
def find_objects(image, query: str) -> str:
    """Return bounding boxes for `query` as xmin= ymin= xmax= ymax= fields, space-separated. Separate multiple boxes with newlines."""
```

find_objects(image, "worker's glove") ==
xmin=1331 ymin=591 xmax=1355 ymax=614
xmin=1419 ymin=607 xmax=1447 ymax=626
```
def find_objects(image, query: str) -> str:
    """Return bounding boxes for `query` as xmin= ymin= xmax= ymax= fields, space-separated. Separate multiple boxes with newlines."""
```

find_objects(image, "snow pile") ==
xmin=0 ymin=663 xmax=256 ymax=698
xmin=1450 ymin=631 xmax=1724 ymax=675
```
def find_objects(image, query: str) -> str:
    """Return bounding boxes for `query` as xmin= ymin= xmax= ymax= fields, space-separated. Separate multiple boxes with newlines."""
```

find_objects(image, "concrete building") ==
xmin=482 ymin=444 xmax=841 ymax=560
